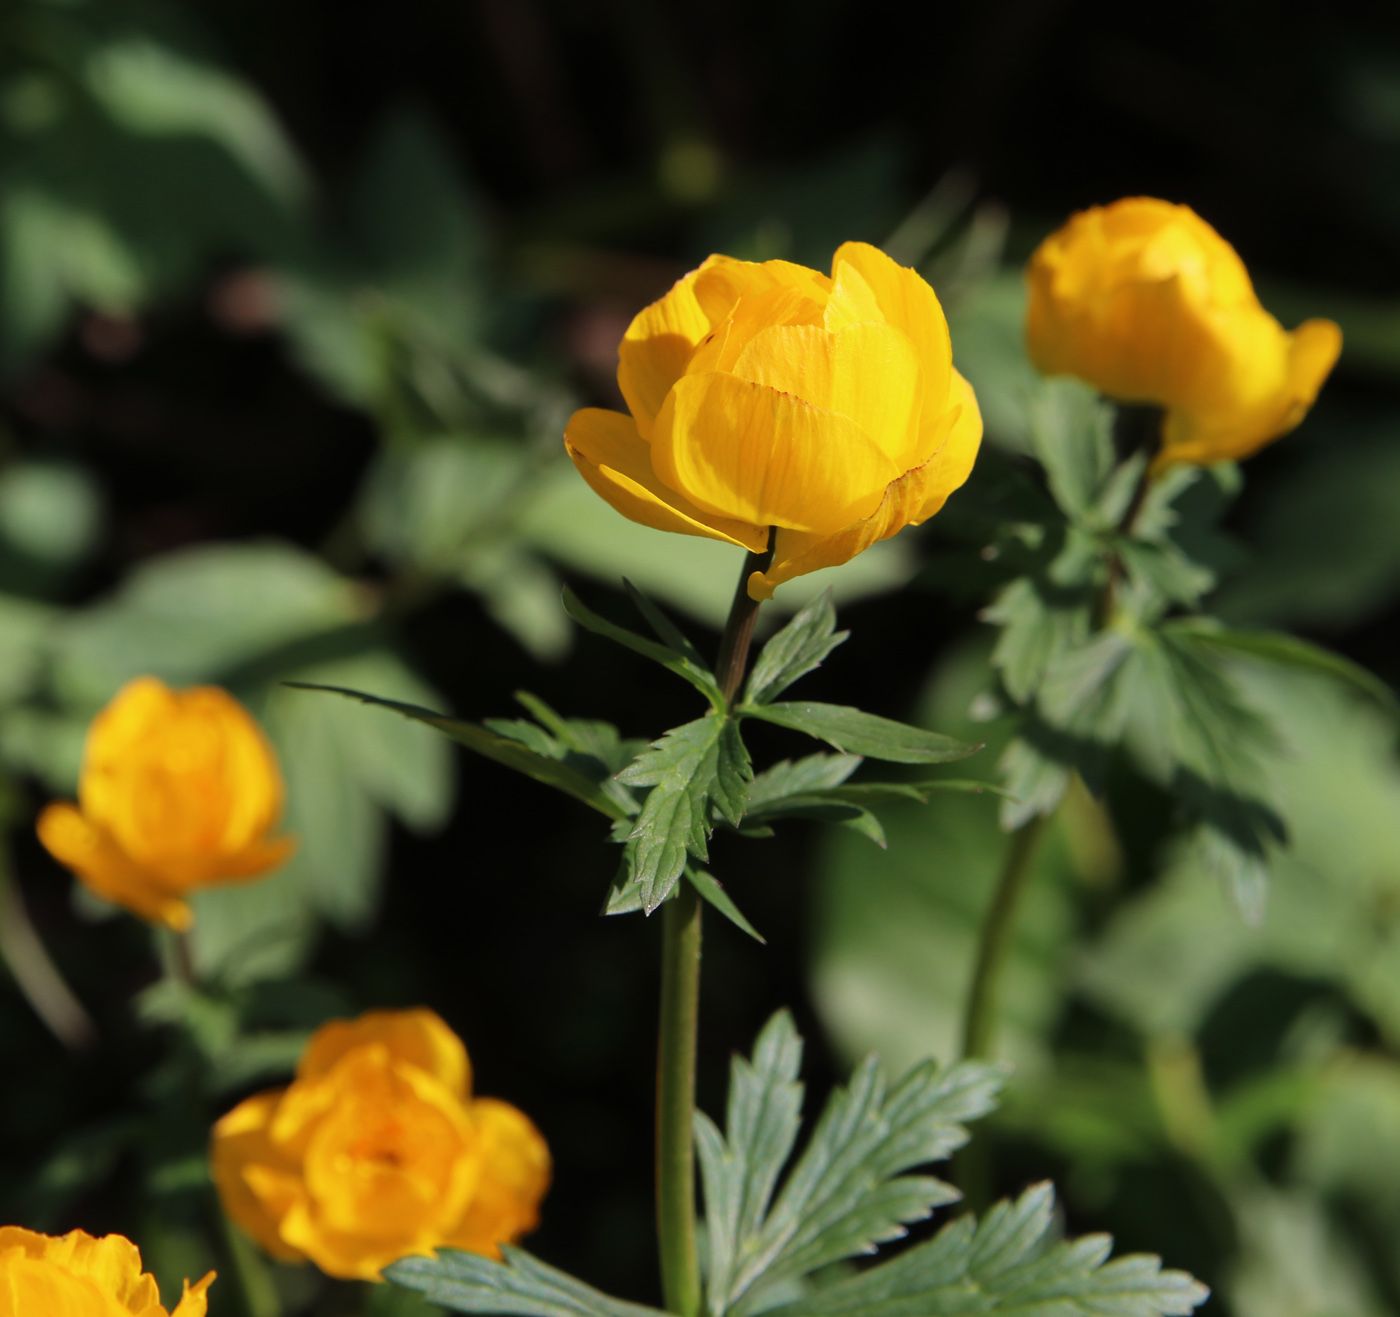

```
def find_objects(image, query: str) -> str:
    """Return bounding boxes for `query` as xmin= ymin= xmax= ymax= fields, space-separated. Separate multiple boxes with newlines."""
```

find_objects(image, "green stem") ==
xmin=657 ymin=879 xmax=703 ymax=1317
xmin=655 ymin=546 xmax=770 ymax=1316
xmin=960 ymin=812 xmax=1050 ymax=1061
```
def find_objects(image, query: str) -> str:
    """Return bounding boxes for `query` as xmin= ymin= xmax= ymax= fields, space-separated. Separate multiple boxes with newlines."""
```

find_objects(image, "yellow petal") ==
xmin=617 ymin=263 xmax=715 ymax=440
xmin=651 ymin=372 xmax=900 ymax=534
xmin=211 ymin=1090 xmax=308 ymax=1265
xmin=37 ymin=802 xmax=193 ymax=931
xmin=298 ymin=1008 xmax=471 ymax=1097
xmin=823 ymin=256 xmax=884 ymax=333
xmin=730 ymin=322 xmax=924 ymax=470
xmin=444 ymin=1098 xmax=552 ymax=1258
xmin=1156 ymin=316 xmax=1342 ymax=469
xmin=691 ymin=257 xmax=830 ymax=326
xmin=747 ymin=461 xmax=936 ymax=601
xmin=830 ymin=242 xmax=952 ymax=417
xmin=564 ymin=407 xmax=767 ymax=551
xmin=913 ymin=369 xmax=984 ymax=523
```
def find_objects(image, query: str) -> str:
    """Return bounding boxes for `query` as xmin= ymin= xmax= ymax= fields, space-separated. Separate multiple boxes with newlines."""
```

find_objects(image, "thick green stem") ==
xmin=655 ymin=546 xmax=770 ymax=1316
xmin=657 ymin=880 xmax=703 ymax=1317
xmin=960 ymin=812 xmax=1050 ymax=1061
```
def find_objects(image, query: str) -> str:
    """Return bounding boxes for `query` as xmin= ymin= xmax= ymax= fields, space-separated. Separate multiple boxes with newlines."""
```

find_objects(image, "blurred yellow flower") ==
xmin=1026 ymin=197 xmax=1342 ymax=469
xmin=36 ymin=677 xmax=294 ymax=931
xmin=0 ymin=1225 xmax=213 ymax=1316
xmin=565 ymin=242 xmax=982 ymax=601
xmin=211 ymin=1008 xmax=550 ymax=1281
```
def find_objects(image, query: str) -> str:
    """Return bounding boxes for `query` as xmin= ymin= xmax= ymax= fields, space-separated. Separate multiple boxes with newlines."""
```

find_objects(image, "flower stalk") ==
xmin=656 ymin=544 xmax=770 ymax=1316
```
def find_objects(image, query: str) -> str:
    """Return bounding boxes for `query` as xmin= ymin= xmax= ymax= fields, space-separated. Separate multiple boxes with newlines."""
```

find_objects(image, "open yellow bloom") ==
xmin=37 ymin=677 xmax=294 ymax=931
xmin=565 ymin=242 xmax=983 ymax=600
xmin=0 ymin=1225 xmax=213 ymax=1316
xmin=212 ymin=1009 xmax=550 ymax=1281
xmin=1026 ymin=197 xmax=1342 ymax=468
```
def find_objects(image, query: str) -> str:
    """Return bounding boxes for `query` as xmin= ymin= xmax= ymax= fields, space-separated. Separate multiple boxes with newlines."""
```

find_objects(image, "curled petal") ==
xmin=565 ymin=407 xmax=767 ymax=551
xmin=913 ymin=369 xmax=984 ymax=523
xmin=652 ymin=372 xmax=899 ymax=533
xmin=1157 ymin=316 xmax=1343 ymax=469
xmin=37 ymin=802 xmax=193 ymax=931
xmin=445 ymin=1098 xmax=552 ymax=1259
xmin=211 ymin=1091 xmax=307 ymax=1264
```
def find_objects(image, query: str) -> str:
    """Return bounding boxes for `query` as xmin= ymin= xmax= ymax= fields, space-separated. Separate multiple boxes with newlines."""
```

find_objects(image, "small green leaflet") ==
xmin=386 ymin=1246 xmax=666 ymax=1317
xmin=763 ymin=1182 xmax=1208 ymax=1317
xmin=623 ymin=579 xmax=711 ymax=670
xmin=283 ymin=683 xmax=628 ymax=820
xmin=745 ymin=591 xmax=849 ymax=706
xmin=615 ymin=714 xmax=752 ymax=912
xmin=696 ymin=1010 xmax=1005 ymax=1317
xmin=562 ymin=587 xmax=724 ymax=710
xmin=1025 ymin=377 xmax=1117 ymax=525
xmin=742 ymin=702 xmax=981 ymax=765
xmin=687 ymin=867 xmax=764 ymax=943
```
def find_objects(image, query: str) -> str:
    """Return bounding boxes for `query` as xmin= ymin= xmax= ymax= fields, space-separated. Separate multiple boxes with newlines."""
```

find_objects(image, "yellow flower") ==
xmin=1025 ymin=197 xmax=1342 ymax=469
xmin=565 ymin=243 xmax=983 ymax=601
xmin=0 ymin=1225 xmax=213 ymax=1316
xmin=36 ymin=677 xmax=294 ymax=931
xmin=211 ymin=1009 xmax=550 ymax=1281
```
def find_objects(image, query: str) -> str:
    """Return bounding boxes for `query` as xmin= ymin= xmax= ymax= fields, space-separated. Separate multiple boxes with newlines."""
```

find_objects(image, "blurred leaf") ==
xmin=745 ymin=592 xmax=849 ymax=707
xmin=764 ymin=1182 xmax=1208 ymax=1317
xmin=742 ymin=702 xmax=981 ymax=765
xmin=1081 ymin=665 xmax=1400 ymax=1042
xmin=1025 ymin=378 xmax=1116 ymax=524
xmin=812 ymin=639 xmax=1080 ymax=1075
xmin=0 ymin=592 xmax=54 ymax=706
xmin=0 ymin=462 xmax=102 ymax=565
xmin=946 ymin=272 xmax=1039 ymax=453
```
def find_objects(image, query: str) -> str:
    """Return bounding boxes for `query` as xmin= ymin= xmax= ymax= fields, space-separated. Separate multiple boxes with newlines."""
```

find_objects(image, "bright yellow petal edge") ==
xmin=747 ymin=369 xmax=983 ymax=601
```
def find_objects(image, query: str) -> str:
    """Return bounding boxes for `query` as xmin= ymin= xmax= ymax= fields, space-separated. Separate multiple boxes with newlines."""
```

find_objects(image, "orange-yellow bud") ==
xmin=564 ymin=242 xmax=983 ymax=600
xmin=1025 ymin=197 xmax=1341 ymax=469
xmin=0 ymin=1225 xmax=214 ymax=1317
xmin=36 ymin=677 xmax=294 ymax=931
xmin=211 ymin=1008 xmax=550 ymax=1281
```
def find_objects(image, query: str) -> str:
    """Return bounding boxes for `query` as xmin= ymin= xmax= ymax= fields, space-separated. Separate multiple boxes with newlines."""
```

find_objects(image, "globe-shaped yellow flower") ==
xmin=0 ymin=1225 xmax=213 ymax=1316
xmin=565 ymin=242 xmax=983 ymax=600
xmin=1025 ymin=197 xmax=1342 ymax=468
xmin=36 ymin=677 xmax=294 ymax=931
xmin=212 ymin=1009 xmax=550 ymax=1281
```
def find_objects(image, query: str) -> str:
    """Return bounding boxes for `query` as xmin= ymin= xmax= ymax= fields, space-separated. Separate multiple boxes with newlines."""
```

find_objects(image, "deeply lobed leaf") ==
xmin=746 ymin=592 xmax=850 ymax=707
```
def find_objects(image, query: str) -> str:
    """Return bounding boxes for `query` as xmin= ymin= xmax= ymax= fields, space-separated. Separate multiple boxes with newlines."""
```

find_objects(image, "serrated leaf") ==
xmin=763 ymin=1182 xmax=1209 ymax=1317
xmin=563 ymin=587 xmax=724 ymax=709
xmin=617 ymin=716 xmax=725 ymax=910
xmin=744 ymin=794 xmax=888 ymax=848
xmin=687 ymin=867 xmax=765 ymax=943
xmin=743 ymin=703 xmax=981 ymax=765
xmin=747 ymin=755 xmax=865 ymax=808
xmin=283 ymin=683 xmax=627 ymax=820
xmin=1163 ymin=620 xmax=1397 ymax=714
xmin=746 ymin=591 xmax=850 ymax=706
xmin=386 ymin=1246 xmax=666 ymax=1317
xmin=984 ymin=575 xmax=1094 ymax=706
xmin=697 ymin=1011 xmax=1005 ymax=1317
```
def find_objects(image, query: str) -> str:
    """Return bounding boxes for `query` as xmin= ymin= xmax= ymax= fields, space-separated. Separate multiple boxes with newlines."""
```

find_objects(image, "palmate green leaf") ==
xmin=764 ymin=1182 xmax=1208 ymax=1317
xmin=284 ymin=684 xmax=628 ymax=821
xmin=745 ymin=591 xmax=850 ymax=706
xmin=563 ymin=587 xmax=724 ymax=710
xmin=386 ymin=1246 xmax=665 ymax=1317
xmin=1163 ymin=618 xmax=1398 ymax=713
xmin=742 ymin=703 xmax=981 ymax=765
xmin=696 ymin=1012 xmax=1004 ymax=1317
xmin=1024 ymin=378 xmax=1116 ymax=523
